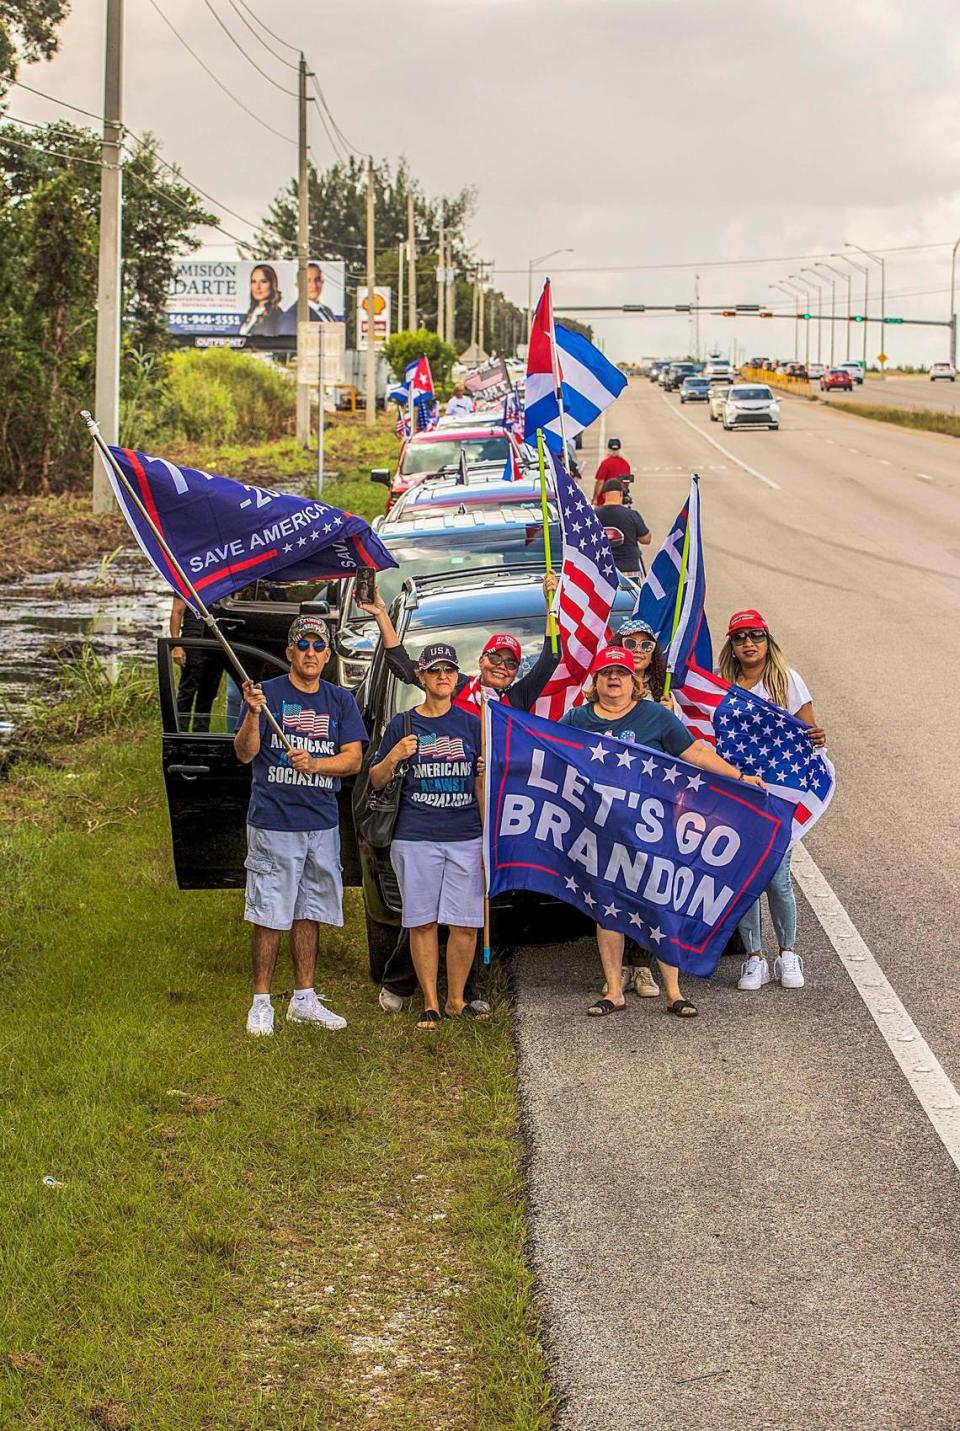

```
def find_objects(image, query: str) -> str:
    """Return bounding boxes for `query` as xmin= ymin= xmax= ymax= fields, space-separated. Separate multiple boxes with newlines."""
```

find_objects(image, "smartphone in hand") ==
xmin=354 ymin=568 xmax=376 ymax=605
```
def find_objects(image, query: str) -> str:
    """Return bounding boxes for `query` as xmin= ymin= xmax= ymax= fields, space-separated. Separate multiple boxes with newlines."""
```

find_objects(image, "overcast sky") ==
xmin=9 ymin=0 xmax=960 ymax=363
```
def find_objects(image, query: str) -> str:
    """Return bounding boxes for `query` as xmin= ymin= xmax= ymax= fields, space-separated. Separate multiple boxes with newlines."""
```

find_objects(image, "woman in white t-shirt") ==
xmin=717 ymin=610 xmax=826 ymax=993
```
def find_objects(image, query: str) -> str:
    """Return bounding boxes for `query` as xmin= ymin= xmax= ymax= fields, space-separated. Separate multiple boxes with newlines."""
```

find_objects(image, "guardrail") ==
xmin=740 ymin=366 xmax=812 ymax=397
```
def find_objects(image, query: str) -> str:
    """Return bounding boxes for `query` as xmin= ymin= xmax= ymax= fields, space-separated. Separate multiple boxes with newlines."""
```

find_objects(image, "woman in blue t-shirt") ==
xmin=370 ymin=643 xmax=485 ymax=1030
xmin=561 ymin=646 xmax=765 ymax=1019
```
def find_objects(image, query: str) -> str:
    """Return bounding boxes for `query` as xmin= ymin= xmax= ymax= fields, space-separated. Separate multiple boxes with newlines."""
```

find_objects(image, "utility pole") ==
xmin=478 ymin=262 xmax=486 ymax=356
xmin=296 ymin=55 xmax=310 ymax=448
xmin=92 ymin=0 xmax=124 ymax=513
xmin=693 ymin=273 xmax=700 ymax=360
xmin=437 ymin=223 xmax=445 ymax=338
xmin=445 ymin=243 xmax=455 ymax=347
xmin=407 ymin=193 xmax=416 ymax=330
xmin=397 ymin=238 xmax=405 ymax=333
xmin=365 ymin=156 xmax=376 ymax=427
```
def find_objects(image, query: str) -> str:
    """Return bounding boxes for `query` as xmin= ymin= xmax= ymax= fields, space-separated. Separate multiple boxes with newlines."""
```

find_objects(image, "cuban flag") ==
xmin=675 ymin=667 xmax=836 ymax=845
xmin=523 ymin=279 xmax=627 ymax=454
xmin=501 ymin=448 xmax=523 ymax=482
xmin=102 ymin=447 xmax=397 ymax=611
xmin=635 ymin=476 xmax=712 ymax=684
xmin=405 ymin=355 xmax=435 ymax=398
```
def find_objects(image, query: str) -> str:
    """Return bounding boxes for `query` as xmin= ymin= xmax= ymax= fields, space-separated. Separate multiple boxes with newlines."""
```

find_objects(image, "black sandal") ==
xmin=587 ymin=998 xmax=627 ymax=1017
xmin=447 ymin=1004 xmax=489 ymax=1021
xmin=417 ymin=1009 xmax=444 ymax=1029
xmin=667 ymin=998 xmax=698 ymax=1018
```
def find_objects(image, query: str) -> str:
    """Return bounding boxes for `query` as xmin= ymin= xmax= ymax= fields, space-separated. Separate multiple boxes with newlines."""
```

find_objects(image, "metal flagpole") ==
xmin=661 ymin=505 xmax=692 ymax=703
xmin=544 ymin=278 xmax=571 ymax=474
xmin=536 ymin=428 xmax=559 ymax=655
xmin=480 ymin=690 xmax=492 ymax=966
xmin=81 ymin=412 xmax=294 ymax=750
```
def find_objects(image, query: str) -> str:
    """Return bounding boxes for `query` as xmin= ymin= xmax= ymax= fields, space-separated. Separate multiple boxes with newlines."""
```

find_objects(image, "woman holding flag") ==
xmin=718 ymin=611 xmax=826 ymax=993
xmin=561 ymin=645 xmax=765 ymax=1018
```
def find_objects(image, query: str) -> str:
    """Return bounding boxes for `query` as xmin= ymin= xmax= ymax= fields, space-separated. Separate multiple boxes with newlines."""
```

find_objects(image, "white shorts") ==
xmin=390 ymin=838 xmax=484 ymax=930
xmin=243 ymin=824 xmax=344 ymax=931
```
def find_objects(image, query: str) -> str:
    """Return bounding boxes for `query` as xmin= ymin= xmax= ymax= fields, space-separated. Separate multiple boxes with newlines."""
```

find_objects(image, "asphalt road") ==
xmin=819 ymin=373 xmax=960 ymax=415
xmin=513 ymin=381 xmax=960 ymax=1429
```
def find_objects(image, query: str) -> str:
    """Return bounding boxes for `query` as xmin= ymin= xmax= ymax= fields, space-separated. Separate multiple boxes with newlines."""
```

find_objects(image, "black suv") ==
xmin=663 ymin=362 xmax=696 ymax=391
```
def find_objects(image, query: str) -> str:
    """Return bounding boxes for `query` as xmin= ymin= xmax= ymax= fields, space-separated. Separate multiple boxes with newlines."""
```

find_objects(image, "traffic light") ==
xmin=758 ymin=311 xmax=773 ymax=319
xmin=850 ymin=314 xmax=864 ymax=322
xmin=720 ymin=310 xmax=736 ymax=317
xmin=799 ymin=313 xmax=812 ymax=320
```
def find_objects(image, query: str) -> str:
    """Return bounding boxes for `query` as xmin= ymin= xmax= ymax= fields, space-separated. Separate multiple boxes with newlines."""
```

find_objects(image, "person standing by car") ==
xmin=445 ymin=383 xmax=475 ymax=417
xmin=169 ymin=594 xmax=224 ymax=733
xmin=560 ymin=646 xmax=765 ymax=1019
xmin=717 ymin=610 xmax=826 ymax=993
xmin=368 ymin=643 xmax=485 ymax=1029
xmin=592 ymin=437 xmax=631 ymax=504
xmin=594 ymin=480 xmax=651 ymax=577
xmin=234 ymin=615 xmax=367 ymax=1037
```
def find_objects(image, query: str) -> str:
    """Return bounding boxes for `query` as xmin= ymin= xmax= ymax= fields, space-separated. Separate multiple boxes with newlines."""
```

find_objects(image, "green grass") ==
xmin=822 ymin=400 xmax=960 ymax=439
xmin=161 ymin=413 xmax=398 ymax=523
xmin=0 ymin=701 xmax=555 ymax=1428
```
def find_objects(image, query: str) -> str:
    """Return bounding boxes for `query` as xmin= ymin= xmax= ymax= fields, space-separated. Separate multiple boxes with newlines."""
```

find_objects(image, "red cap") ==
xmin=727 ymin=609 xmax=768 ymax=635
xmin=482 ymin=633 xmax=522 ymax=661
xmin=590 ymin=645 xmax=636 ymax=676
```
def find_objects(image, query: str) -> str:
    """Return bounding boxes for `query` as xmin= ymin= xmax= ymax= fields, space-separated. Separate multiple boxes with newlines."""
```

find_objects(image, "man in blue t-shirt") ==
xmin=234 ymin=614 xmax=367 ymax=1037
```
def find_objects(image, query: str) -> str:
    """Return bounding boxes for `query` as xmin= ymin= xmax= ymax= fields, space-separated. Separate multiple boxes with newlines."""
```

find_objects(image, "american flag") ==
xmin=530 ymin=452 xmax=618 ymax=721
xmin=418 ymin=732 xmax=467 ymax=761
xmin=282 ymin=706 xmax=330 ymax=739
xmin=676 ymin=664 xmax=836 ymax=842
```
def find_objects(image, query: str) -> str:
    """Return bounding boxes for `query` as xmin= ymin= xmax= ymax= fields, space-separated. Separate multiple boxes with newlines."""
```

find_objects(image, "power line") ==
xmin=226 ymin=0 xmax=298 ymax=69
xmin=497 ymin=242 xmax=959 ymax=277
xmin=11 ymin=79 xmax=106 ymax=123
xmin=201 ymin=0 xmax=297 ymax=95
xmin=232 ymin=0 xmax=300 ymax=55
xmin=145 ymin=0 xmax=296 ymax=146
xmin=309 ymin=71 xmax=365 ymax=159
xmin=0 ymin=129 xmax=108 ymax=168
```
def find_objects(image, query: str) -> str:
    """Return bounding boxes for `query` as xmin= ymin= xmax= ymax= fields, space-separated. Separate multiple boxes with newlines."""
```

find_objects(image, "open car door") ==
xmin=157 ymin=638 xmax=361 ymax=890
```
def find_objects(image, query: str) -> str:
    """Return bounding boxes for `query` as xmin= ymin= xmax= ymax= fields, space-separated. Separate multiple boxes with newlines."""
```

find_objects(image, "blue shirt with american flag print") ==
xmin=376 ymin=707 xmax=481 ymax=842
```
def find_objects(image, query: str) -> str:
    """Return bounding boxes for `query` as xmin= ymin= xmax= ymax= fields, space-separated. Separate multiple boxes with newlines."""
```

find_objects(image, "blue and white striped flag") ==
xmin=524 ymin=280 xmax=627 ymax=453
xmin=635 ymin=475 xmax=712 ymax=683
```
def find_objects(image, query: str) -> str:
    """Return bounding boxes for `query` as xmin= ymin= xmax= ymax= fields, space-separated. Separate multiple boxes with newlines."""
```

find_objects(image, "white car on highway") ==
xmin=807 ymin=363 xmax=826 ymax=381
xmin=721 ymin=384 xmax=779 ymax=431
xmin=708 ymin=384 xmax=731 ymax=421
xmin=840 ymin=361 xmax=865 ymax=385
xmin=929 ymin=362 xmax=956 ymax=382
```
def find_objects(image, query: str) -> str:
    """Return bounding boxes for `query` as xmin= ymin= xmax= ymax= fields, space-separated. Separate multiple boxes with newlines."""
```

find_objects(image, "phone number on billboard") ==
xmin=168 ymin=313 xmax=241 ymax=331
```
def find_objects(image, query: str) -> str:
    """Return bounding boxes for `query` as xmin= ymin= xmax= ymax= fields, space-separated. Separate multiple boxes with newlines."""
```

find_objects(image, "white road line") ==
xmin=917 ymin=472 xmax=933 ymax=482
xmin=793 ymin=843 xmax=960 ymax=1173
xmin=878 ymin=459 xmax=892 ymax=466
xmin=660 ymin=395 xmax=781 ymax=490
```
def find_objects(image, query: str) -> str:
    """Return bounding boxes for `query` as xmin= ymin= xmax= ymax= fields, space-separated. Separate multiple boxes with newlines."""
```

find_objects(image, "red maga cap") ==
xmin=482 ymin=633 xmax=522 ymax=661
xmin=590 ymin=645 xmax=636 ymax=676
xmin=727 ymin=609 xmax=768 ymax=635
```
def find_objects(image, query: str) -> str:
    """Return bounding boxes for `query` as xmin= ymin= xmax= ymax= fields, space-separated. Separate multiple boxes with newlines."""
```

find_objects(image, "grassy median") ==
xmin=825 ymin=400 xmax=960 ymax=440
xmin=0 ymin=686 xmax=554 ymax=1429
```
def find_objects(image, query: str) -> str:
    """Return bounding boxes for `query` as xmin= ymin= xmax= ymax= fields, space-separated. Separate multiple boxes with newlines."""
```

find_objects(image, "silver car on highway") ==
xmin=721 ymin=384 xmax=780 ymax=431
xmin=708 ymin=384 xmax=731 ymax=421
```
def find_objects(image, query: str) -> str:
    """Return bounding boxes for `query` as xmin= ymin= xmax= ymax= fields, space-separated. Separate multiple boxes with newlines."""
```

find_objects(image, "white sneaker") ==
xmin=246 ymin=1000 xmax=274 ymax=1037
xmin=632 ymin=966 xmax=659 ymax=998
xmin=286 ymin=991 xmax=347 ymax=1030
xmin=468 ymin=999 xmax=491 ymax=1016
xmin=774 ymin=951 xmax=805 ymax=989
xmin=738 ymin=955 xmax=770 ymax=991
xmin=378 ymin=987 xmax=404 ymax=1013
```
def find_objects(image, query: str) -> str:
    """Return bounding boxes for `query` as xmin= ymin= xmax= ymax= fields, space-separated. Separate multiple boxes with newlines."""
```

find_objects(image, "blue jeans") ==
xmin=738 ymin=848 xmax=797 ymax=953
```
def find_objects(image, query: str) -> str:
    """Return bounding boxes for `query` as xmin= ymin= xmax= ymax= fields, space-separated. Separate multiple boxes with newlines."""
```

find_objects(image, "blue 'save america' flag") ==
xmin=102 ymin=447 xmax=397 ymax=610
xmin=635 ymin=475 xmax=711 ymax=682
xmin=523 ymin=279 xmax=627 ymax=453
xmin=483 ymin=700 xmax=795 ymax=976
xmin=676 ymin=665 xmax=836 ymax=843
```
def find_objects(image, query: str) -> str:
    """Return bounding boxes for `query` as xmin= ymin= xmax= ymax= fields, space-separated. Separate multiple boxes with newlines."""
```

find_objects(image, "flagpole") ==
xmin=536 ymin=428 xmax=559 ymax=656
xmin=544 ymin=277 xmax=571 ymax=475
xmin=81 ymin=411 xmax=293 ymax=751
xmin=480 ymin=691 xmax=492 ymax=966
xmin=661 ymin=488 xmax=693 ymax=703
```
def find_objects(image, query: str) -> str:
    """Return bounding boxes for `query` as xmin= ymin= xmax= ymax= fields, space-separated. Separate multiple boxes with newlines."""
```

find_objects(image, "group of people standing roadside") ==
xmin=216 ymin=435 xmax=824 ymax=1036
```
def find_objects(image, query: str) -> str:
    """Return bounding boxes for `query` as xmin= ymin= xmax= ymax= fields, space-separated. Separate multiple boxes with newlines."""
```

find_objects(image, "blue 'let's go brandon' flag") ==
xmin=103 ymin=447 xmax=397 ymax=609
xmin=483 ymin=701 xmax=794 ymax=976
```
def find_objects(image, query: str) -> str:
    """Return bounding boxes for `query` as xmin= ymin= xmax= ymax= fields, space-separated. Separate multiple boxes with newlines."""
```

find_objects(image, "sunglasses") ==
xmin=731 ymin=629 xmax=768 ymax=644
xmin=295 ymin=638 xmax=327 ymax=651
xmin=484 ymin=652 xmax=519 ymax=670
xmin=621 ymin=637 xmax=656 ymax=654
xmin=423 ymin=663 xmax=458 ymax=675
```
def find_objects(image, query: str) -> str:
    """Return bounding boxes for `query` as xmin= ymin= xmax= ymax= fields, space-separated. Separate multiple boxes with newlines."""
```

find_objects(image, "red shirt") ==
xmin=593 ymin=453 xmax=631 ymax=504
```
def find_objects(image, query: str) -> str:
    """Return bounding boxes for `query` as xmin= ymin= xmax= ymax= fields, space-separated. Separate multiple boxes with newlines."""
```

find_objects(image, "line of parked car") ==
xmin=157 ymin=409 xmax=641 ymax=970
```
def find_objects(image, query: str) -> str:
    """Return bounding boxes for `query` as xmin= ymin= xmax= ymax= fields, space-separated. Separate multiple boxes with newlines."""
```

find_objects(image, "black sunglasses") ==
xmin=484 ymin=652 xmax=519 ymax=670
xmin=295 ymin=638 xmax=327 ymax=651
xmin=731 ymin=629 xmax=768 ymax=644
xmin=423 ymin=663 xmax=458 ymax=675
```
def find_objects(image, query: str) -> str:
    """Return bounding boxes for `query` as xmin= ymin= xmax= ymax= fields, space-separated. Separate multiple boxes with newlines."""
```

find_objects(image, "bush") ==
xmin=382 ymin=329 xmax=458 ymax=387
xmin=144 ymin=349 xmax=295 ymax=446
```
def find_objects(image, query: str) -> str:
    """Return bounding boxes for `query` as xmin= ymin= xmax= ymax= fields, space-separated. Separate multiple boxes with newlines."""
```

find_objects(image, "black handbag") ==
xmin=359 ymin=711 xmax=413 ymax=849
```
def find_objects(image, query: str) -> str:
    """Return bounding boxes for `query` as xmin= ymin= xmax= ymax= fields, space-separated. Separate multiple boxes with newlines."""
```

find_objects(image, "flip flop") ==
xmin=447 ymin=1004 xmax=490 ymax=1021
xmin=667 ymin=999 xmax=698 ymax=1018
xmin=587 ymin=998 xmax=627 ymax=1017
xmin=416 ymin=1009 xmax=444 ymax=1029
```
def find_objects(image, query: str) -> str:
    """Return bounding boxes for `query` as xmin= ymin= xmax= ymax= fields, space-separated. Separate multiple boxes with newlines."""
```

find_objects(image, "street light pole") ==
xmin=814 ymin=264 xmax=837 ymax=367
xmin=949 ymin=236 xmax=960 ymax=367
xmin=819 ymin=261 xmax=852 ymax=363
xmin=846 ymin=242 xmax=885 ymax=373
xmin=788 ymin=275 xmax=813 ymax=367
xmin=770 ymin=284 xmax=798 ymax=360
xmin=800 ymin=268 xmax=826 ymax=366
xmin=526 ymin=247 xmax=573 ymax=341
xmin=834 ymin=253 xmax=869 ymax=370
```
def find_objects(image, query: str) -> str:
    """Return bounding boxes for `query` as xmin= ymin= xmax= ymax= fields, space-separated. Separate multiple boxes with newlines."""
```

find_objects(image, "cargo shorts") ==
xmin=243 ymin=824 xmax=344 ymax=930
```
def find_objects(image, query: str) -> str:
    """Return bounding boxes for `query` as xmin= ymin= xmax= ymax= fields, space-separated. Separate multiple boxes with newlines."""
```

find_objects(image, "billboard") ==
xmin=166 ymin=259 xmax=346 ymax=349
xmin=356 ymin=286 xmax=391 ymax=350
